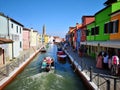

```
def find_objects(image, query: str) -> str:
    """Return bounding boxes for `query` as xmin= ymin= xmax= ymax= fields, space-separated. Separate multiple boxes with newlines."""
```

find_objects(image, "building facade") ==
xmin=23 ymin=28 xmax=31 ymax=50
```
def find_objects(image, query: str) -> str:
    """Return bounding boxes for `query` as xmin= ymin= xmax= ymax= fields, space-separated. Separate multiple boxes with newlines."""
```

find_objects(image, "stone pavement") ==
xmin=65 ymin=46 xmax=120 ymax=90
xmin=66 ymin=46 xmax=111 ymax=75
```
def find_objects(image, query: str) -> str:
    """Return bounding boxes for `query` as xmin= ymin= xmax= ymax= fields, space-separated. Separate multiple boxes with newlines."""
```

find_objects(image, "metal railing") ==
xmin=79 ymin=59 xmax=120 ymax=90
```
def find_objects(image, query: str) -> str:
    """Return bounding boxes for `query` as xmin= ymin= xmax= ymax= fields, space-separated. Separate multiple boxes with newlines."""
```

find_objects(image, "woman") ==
xmin=96 ymin=53 xmax=103 ymax=69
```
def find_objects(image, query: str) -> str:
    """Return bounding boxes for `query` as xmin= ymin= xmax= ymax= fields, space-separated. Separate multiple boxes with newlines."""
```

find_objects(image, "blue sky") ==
xmin=0 ymin=0 xmax=106 ymax=38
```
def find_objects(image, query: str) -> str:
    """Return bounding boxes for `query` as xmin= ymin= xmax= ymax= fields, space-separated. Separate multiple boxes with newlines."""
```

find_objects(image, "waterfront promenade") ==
xmin=65 ymin=46 xmax=120 ymax=90
xmin=0 ymin=45 xmax=44 ymax=90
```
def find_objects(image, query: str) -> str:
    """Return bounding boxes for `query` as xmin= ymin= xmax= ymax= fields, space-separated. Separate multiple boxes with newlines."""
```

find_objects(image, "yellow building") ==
xmin=44 ymin=35 xmax=49 ymax=44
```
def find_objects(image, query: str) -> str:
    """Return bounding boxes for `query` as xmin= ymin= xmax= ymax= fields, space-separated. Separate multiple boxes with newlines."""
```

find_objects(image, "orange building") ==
xmin=110 ymin=10 xmax=120 ymax=40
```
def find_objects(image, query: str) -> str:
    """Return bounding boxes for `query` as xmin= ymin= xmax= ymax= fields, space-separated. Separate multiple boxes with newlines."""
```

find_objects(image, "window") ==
xmin=20 ymin=41 xmax=22 ymax=48
xmin=104 ymin=23 xmax=109 ymax=34
xmin=113 ymin=20 xmax=119 ymax=33
xmin=108 ymin=20 xmax=119 ymax=34
xmin=11 ymin=23 xmax=13 ymax=28
xmin=108 ymin=22 xmax=113 ymax=33
xmin=16 ymin=26 xmax=18 ymax=33
xmin=20 ymin=27 xmax=21 ymax=34
xmin=91 ymin=28 xmax=95 ymax=35
xmin=95 ymin=26 xmax=99 ymax=35
xmin=86 ymin=30 xmax=89 ymax=36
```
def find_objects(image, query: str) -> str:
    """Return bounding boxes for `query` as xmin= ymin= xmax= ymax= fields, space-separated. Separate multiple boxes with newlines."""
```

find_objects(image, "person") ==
xmin=79 ymin=47 xmax=83 ymax=57
xmin=103 ymin=52 xmax=109 ymax=69
xmin=108 ymin=55 xmax=112 ymax=69
xmin=51 ymin=59 xmax=54 ymax=66
xmin=96 ymin=53 xmax=103 ymax=69
xmin=111 ymin=55 xmax=119 ymax=75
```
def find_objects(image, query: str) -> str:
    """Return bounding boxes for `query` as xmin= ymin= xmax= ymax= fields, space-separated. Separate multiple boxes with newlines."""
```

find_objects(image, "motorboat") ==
xmin=41 ymin=56 xmax=55 ymax=72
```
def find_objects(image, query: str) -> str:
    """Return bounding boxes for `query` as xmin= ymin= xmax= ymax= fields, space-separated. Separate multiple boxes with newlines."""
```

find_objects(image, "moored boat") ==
xmin=41 ymin=56 xmax=55 ymax=72
xmin=57 ymin=54 xmax=67 ymax=61
xmin=57 ymin=51 xmax=67 ymax=61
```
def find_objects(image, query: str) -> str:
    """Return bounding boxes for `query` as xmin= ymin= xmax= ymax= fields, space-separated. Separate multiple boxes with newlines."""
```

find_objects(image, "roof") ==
xmin=23 ymin=28 xmax=31 ymax=31
xmin=0 ymin=12 xmax=24 ymax=27
xmin=104 ymin=0 xmax=117 ymax=6
xmin=0 ymin=38 xmax=13 ymax=44
xmin=94 ymin=6 xmax=110 ymax=16
xmin=110 ymin=9 xmax=120 ymax=15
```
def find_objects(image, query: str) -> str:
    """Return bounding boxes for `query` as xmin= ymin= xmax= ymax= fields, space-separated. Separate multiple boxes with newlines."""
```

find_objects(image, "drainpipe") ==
xmin=7 ymin=16 xmax=10 ymax=38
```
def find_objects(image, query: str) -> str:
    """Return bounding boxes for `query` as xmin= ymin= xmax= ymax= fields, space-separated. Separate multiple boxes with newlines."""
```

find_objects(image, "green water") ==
xmin=4 ymin=44 xmax=87 ymax=90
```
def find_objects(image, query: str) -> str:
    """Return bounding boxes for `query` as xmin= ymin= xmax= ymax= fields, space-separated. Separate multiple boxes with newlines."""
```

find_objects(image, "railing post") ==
xmin=6 ymin=64 xmax=9 ymax=76
xmin=114 ymin=78 xmax=117 ymax=90
xmin=107 ymin=80 xmax=110 ymax=90
xmin=90 ymin=66 xmax=93 ymax=82
xmin=97 ymin=73 xmax=100 ymax=88
xmin=81 ymin=60 xmax=83 ymax=71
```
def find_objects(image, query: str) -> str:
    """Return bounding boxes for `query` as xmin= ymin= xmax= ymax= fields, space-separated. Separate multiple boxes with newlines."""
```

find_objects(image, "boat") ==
xmin=40 ymin=47 xmax=46 ymax=52
xmin=41 ymin=56 xmax=55 ymax=72
xmin=57 ymin=51 xmax=67 ymax=61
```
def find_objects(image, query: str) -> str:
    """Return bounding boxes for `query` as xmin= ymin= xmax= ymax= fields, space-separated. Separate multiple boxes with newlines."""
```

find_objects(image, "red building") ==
xmin=81 ymin=16 xmax=95 ymax=42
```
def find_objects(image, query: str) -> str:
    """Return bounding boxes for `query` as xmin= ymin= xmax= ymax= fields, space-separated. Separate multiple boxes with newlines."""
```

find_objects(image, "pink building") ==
xmin=23 ymin=28 xmax=30 ymax=50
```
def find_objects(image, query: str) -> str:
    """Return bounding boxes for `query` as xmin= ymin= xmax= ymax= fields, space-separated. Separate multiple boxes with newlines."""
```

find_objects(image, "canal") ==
xmin=4 ymin=44 xmax=87 ymax=90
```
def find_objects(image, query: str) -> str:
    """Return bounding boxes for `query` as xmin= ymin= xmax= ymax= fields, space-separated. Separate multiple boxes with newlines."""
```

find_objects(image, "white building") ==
xmin=0 ymin=13 xmax=24 ymax=65
xmin=8 ymin=17 xmax=24 ymax=58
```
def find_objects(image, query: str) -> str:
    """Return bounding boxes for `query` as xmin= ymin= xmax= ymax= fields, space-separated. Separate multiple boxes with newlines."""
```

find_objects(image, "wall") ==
xmin=95 ymin=6 xmax=111 ymax=41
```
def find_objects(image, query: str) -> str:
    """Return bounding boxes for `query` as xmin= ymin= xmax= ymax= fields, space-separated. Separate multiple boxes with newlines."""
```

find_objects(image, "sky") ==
xmin=0 ymin=0 xmax=106 ymax=38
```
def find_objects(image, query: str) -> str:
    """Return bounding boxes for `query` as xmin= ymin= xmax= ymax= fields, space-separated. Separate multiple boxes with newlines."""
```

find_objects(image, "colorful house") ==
xmin=44 ymin=35 xmax=49 ymax=44
xmin=81 ymin=16 xmax=95 ymax=42
xmin=76 ymin=23 xmax=82 ymax=52
xmin=69 ymin=27 xmax=76 ymax=49
xmin=23 ymin=28 xmax=31 ymax=50
xmin=30 ymin=29 xmax=38 ymax=49
xmin=85 ymin=0 xmax=120 ymax=57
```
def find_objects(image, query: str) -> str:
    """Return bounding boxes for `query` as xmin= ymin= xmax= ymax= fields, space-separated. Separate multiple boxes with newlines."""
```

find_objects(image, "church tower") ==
xmin=42 ymin=24 xmax=46 ymax=35
xmin=42 ymin=25 xmax=46 ymax=43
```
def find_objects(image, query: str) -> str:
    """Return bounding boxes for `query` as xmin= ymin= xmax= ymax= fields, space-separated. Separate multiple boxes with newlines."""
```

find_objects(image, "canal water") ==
xmin=5 ymin=44 xmax=87 ymax=90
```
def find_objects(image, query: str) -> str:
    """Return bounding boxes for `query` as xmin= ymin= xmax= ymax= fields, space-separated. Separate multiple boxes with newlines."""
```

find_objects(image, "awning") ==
xmin=0 ymin=38 xmax=13 ymax=44
xmin=80 ymin=40 xmax=120 ymax=48
xmin=100 ymin=40 xmax=120 ymax=48
xmin=80 ymin=41 xmax=101 ymax=46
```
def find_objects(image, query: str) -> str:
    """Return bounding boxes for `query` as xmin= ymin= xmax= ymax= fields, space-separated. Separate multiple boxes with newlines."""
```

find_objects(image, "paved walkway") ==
xmin=66 ymin=46 xmax=111 ymax=75
xmin=65 ymin=46 xmax=120 ymax=90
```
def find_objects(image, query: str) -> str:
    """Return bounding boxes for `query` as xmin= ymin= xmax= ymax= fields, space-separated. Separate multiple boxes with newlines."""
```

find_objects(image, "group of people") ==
xmin=42 ymin=57 xmax=54 ymax=72
xmin=96 ymin=51 xmax=120 ymax=75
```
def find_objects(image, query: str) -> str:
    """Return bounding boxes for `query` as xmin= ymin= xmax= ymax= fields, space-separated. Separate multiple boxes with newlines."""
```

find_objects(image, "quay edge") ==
xmin=64 ymin=50 xmax=99 ymax=90
xmin=0 ymin=46 xmax=44 ymax=90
